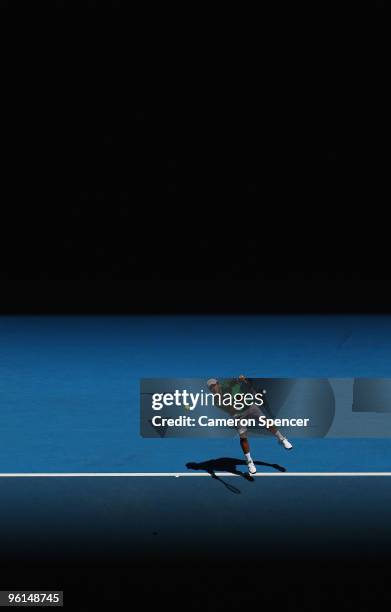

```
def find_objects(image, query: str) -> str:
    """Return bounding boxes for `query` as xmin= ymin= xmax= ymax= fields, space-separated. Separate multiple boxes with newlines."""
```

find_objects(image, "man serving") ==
xmin=207 ymin=376 xmax=293 ymax=475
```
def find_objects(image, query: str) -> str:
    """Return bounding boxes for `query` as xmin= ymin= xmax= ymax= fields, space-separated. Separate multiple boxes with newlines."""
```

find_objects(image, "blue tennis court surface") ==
xmin=1 ymin=315 xmax=391 ymax=473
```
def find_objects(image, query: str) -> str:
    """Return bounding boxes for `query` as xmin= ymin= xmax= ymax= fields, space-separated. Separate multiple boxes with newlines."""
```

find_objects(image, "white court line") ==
xmin=0 ymin=472 xmax=391 ymax=477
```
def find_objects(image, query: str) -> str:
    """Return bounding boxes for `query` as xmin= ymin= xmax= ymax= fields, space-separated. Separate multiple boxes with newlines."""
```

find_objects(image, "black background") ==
xmin=1 ymin=1 xmax=388 ymax=315
xmin=0 ymin=1 xmax=390 ymax=610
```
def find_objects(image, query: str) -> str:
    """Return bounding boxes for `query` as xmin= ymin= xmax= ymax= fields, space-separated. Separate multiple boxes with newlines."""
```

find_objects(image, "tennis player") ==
xmin=207 ymin=376 xmax=293 ymax=475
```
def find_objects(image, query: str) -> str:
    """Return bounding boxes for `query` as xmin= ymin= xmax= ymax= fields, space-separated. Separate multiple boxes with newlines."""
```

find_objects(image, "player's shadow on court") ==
xmin=186 ymin=458 xmax=286 ymax=494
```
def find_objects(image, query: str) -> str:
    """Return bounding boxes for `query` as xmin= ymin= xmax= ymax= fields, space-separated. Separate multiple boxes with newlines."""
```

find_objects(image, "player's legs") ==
xmin=240 ymin=436 xmax=250 ymax=455
xmin=238 ymin=428 xmax=257 ymax=475
xmin=237 ymin=405 xmax=293 ymax=475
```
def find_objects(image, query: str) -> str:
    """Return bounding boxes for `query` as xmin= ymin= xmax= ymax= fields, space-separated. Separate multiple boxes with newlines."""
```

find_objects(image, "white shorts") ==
xmin=236 ymin=404 xmax=266 ymax=438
